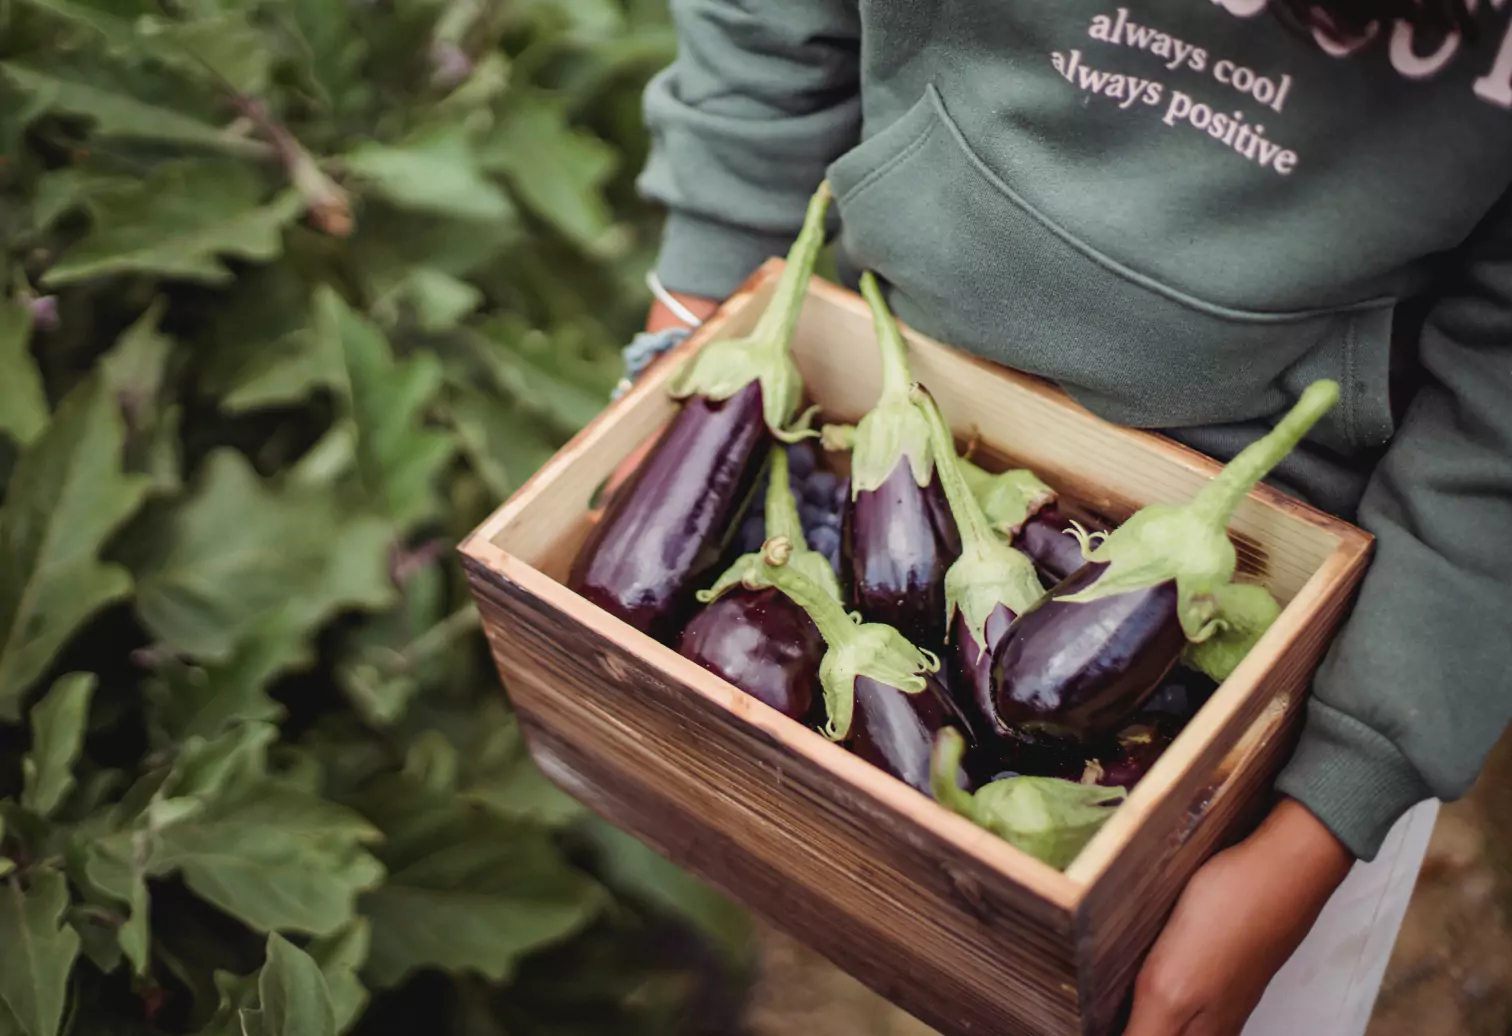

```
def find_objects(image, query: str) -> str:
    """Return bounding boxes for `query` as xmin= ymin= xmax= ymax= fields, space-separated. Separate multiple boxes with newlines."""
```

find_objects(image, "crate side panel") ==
xmin=464 ymin=556 xmax=1083 ymax=1036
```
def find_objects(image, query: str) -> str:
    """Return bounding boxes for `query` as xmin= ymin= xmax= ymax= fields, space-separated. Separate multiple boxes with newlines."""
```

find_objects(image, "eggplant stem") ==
xmin=1189 ymin=380 xmax=1340 ymax=526
xmin=763 ymin=448 xmax=807 ymax=547
xmin=912 ymin=385 xmax=1002 ymax=557
xmin=929 ymin=729 xmax=977 ymax=815
xmin=860 ymin=272 xmax=913 ymax=404
xmin=749 ymin=183 xmax=833 ymax=365
xmin=759 ymin=560 xmax=865 ymax=650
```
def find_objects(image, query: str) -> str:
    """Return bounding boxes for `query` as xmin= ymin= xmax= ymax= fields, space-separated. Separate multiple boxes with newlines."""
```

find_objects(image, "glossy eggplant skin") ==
xmin=1016 ymin=506 xmax=1109 ymax=586
xmin=842 ymin=464 xmax=961 ymax=646
xmin=676 ymin=587 xmax=823 ymax=722
xmin=569 ymin=382 xmax=768 ymax=642
xmin=991 ymin=562 xmax=1186 ymax=742
xmin=951 ymin=603 xmax=1016 ymax=738
xmin=851 ymin=673 xmax=975 ymax=794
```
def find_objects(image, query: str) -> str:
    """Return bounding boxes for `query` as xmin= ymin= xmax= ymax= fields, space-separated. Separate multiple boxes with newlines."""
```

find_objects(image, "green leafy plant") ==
xmin=0 ymin=1 xmax=752 ymax=1033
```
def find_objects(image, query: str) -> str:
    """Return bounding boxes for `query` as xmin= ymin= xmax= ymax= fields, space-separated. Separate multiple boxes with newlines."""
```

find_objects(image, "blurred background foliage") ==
xmin=0 ymin=1 xmax=758 ymax=1033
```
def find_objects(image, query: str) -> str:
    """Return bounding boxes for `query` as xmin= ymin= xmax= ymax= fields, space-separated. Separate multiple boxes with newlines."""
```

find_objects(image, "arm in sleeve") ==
xmin=637 ymin=0 xmax=861 ymax=299
xmin=1276 ymin=188 xmax=1512 ymax=860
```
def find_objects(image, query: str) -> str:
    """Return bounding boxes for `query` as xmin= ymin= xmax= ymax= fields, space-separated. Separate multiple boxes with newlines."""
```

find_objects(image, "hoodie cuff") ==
xmin=1275 ymin=698 xmax=1435 ymax=862
xmin=654 ymin=210 xmax=795 ymax=302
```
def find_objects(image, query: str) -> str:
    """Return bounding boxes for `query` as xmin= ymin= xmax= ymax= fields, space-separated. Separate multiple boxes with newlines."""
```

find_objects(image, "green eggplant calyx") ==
xmin=850 ymin=272 xmax=934 ymax=494
xmin=670 ymin=182 xmax=834 ymax=437
xmin=1058 ymin=380 xmax=1340 ymax=648
xmin=748 ymin=552 xmax=936 ymax=741
xmin=1181 ymin=582 xmax=1283 ymax=682
xmin=912 ymin=385 xmax=1043 ymax=647
xmin=961 ymin=460 xmax=1058 ymax=539
xmin=1067 ymin=520 xmax=1109 ymax=560
xmin=820 ymin=423 xmax=856 ymax=452
xmin=850 ymin=398 xmax=933 ymax=495
xmin=934 ymin=725 xmax=1126 ymax=871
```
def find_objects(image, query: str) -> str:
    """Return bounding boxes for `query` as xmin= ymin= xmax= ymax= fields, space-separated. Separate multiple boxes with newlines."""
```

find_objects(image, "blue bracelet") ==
xmin=613 ymin=326 xmax=691 ymax=400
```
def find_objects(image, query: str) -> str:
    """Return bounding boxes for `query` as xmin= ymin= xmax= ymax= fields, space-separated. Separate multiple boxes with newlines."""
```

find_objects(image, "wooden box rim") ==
xmin=459 ymin=259 xmax=1374 ymax=912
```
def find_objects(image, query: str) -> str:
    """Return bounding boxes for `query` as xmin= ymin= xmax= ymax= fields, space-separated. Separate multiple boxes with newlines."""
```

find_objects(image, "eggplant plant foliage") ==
xmin=0 ymin=2 xmax=752 ymax=1034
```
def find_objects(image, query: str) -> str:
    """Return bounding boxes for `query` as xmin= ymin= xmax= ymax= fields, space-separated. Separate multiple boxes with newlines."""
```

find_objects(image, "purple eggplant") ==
xmin=993 ymin=381 xmax=1340 ymax=741
xmin=1084 ymin=717 xmax=1180 ymax=790
xmin=931 ymin=729 xmax=1126 ymax=870
xmin=1017 ymin=505 xmax=1111 ymax=586
xmin=677 ymin=448 xmax=840 ymax=721
xmin=709 ymin=537 xmax=975 ymax=793
xmin=853 ymin=671 xmax=975 ymax=794
xmin=678 ymin=587 xmax=824 ymax=721
xmin=831 ymin=272 xmax=961 ymax=646
xmin=912 ymin=385 xmax=1045 ymax=740
xmin=568 ymin=183 xmax=833 ymax=640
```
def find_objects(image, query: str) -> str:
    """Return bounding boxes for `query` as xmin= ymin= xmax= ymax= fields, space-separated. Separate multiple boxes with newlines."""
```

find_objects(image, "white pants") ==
xmin=1241 ymin=799 xmax=1440 ymax=1036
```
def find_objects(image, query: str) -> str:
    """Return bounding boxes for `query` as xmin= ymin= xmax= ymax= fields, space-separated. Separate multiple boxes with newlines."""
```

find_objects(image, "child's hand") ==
xmin=1124 ymin=798 xmax=1354 ymax=1036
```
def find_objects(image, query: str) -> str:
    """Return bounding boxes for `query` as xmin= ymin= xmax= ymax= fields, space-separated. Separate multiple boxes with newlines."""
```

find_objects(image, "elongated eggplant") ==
xmin=1017 ymin=505 xmax=1110 ymax=586
xmin=931 ymin=729 xmax=1125 ymax=870
xmin=709 ymin=538 xmax=975 ymax=793
xmin=912 ymin=385 xmax=1045 ymax=739
xmin=833 ymin=272 xmax=961 ymax=646
xmin=568 ymin=183 xmax=833 ymax=640
xmin=677 ymin=449 xmax=841 ymax=721
xmin=993 ymin=381 xmax=1340 ymax=741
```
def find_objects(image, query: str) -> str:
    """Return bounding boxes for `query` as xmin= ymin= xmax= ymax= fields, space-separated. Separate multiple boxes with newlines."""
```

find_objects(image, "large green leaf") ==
xmin=151 ymin=780 xmax=384 ymax=936
xmin=0 ymin=300 xmax=46 ymax=446
xmin=0 ymin=63 xmax=268 ymax=156
xmin=82 ymin=830 xmax=151 ymax=977
xmin=143 ymin=11 xmax=273 ymax=95
xmin=358 ymin=775 xmax=601 ymax=988
xmin=0 ymin=375 xmax=148 ymax=720
xmin=130 ymin=448 xmax=393 ymax=661
xmin=317 ymin=289 xmax=454 ymax=531
xmin=344 ymin=124 xmax=514 ymax=222
xmin=21 ymin=673 xmax=96 ymax=819
xmin=306 ymin=921 xmax=370 ymax=1034
xmin=240 ymin=935 xmax=336 ymax=1036
xmin=0 ymin=872 xmax=81 ymax=1036
xmin=44 ymin=161 xmax=300 ymax=286
xmin=481 ymin=94 xmax=618 ymax=248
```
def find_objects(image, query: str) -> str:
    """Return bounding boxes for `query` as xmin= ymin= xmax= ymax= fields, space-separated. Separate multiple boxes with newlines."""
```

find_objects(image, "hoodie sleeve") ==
xmin=637 ymin=0 xmax=861 ymax=300
xmin=1276 ymin=188 xmax=1512 ymax=861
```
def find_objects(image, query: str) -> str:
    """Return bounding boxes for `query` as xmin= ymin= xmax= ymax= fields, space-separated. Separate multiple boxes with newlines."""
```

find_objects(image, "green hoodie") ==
xmin=637 ymin=0 xmax=1512 ymax=861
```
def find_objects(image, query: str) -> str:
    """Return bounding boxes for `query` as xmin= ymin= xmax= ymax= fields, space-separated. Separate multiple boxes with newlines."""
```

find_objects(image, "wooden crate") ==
xmin=459 ymin=260 xmax=1374 ymax=1036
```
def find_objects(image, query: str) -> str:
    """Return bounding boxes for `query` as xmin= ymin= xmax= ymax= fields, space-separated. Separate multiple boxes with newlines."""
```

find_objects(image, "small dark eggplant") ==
xmin=568 ymin=183 xmax=833 ymax=640
xmin=1084 ymin=717 xmax=1180 ymax=790
xmin=913 ymin=385 xmax=1045 ymax=739
xmin=711 ymin=538 xmax=975 ymax=793
xmin=993 ymin=381 xmax=1339 ymax=741
xmin=853 ymin=672 xmax=975 ymax=794
xmin=677 ymin=448 xmax=840 ymax=721
xmin=833 ymin=272 xmax=960 ymax=645
xmin=931 ymin=729 xmax=1126 ymax=870
xmin=678 ymin=587 xmax=824 ymax=721
xmin=1016 ymin=505 xmax=1110 ymax=586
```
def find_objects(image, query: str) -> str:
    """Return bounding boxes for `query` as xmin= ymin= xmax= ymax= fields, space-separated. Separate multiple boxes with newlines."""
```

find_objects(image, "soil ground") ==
xmin=744 ymin=734 xmax=1512 ymax=1036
